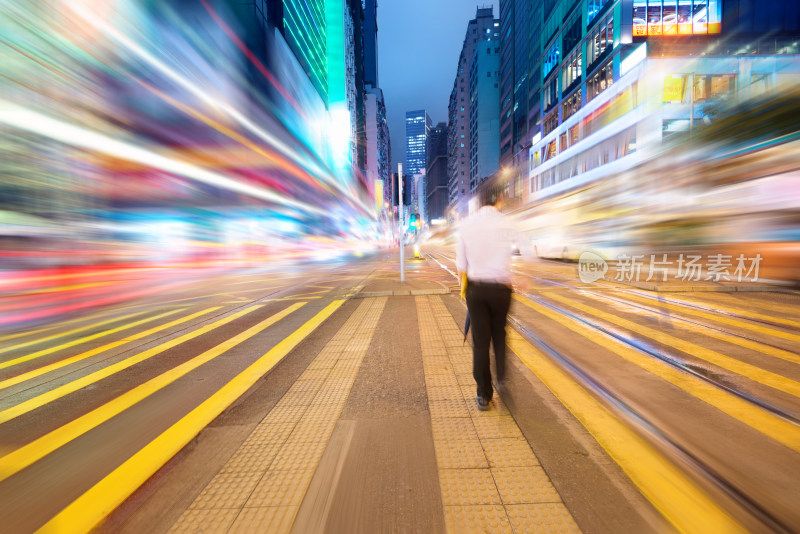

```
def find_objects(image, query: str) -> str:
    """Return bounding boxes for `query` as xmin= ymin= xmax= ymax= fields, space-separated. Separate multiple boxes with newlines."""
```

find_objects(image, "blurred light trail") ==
xmin=0 ymin=100 xmax=324 ymax=215
xmin=65 ymin=0 xmax=373 ymax=216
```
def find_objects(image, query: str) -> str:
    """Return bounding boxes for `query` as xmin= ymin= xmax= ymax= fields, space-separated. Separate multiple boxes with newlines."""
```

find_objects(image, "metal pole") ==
xmin=398 ymin=163 xmax=404 ymax=282
xmin=689 ymin=72 xmax=694 ymax=135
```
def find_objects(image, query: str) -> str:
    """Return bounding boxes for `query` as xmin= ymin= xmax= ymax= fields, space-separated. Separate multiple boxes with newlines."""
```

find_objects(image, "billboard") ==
xmin=632 ymin=0 xmax=721 ymax=37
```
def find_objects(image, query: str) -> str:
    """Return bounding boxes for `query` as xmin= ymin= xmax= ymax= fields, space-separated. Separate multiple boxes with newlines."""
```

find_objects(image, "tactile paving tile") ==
xmin=270 ymin=440 xmax=327 ymax=471
xmin=433 ymin=439 xmax=489 ymax=469
xmin=278 ymin=387 xmax=319 ymax=407
xmin=438 ymin=468 xmax=502 ymax=506
xmin=246 ymin=421 xmax=298 ymax=445
xmin=423 ymin=362 xmax=456 ymax=375
xmin=456 ymin=372 xmax=477 ymax=386
xmin=245 ymin=468 xmax=315 ymax=507
xmin=429 ymin=398 xmax=471 ymax=419
xmin=188 ymin=472 xmax=263 ymax=509
xmin=286 ymin=418 xmax=338 ymax=443
xmin=426 ymin=373 xmax=461 ymax=389
xmin=427 ymin=385 xmax=467 ymax=402
xmin=227 ymin=506 xmax=298 ymax=534
xmin=168 ymin=508 xmax=239 ymax=534
xmin=221 ymin=443 xmax=280 ymax=474
xmin=492 ymin=466 xmax=561 ymax=504
xmin=431 ymin=416 xmax=479 ymax=442
xmin=262 ymin=403 xmax=309 ymax=423
xmin=505 ymin=503 xmax=582 ymax=533
xmin=480 ymin=438 xmax=539 ymax=468
xmin=471 ymin=416 xmax=524 ymax=440
xmin=295 ymin=368 xmax=332 ymax=383
xmin=465 ymin=395 xmax=511 ymax=417
xmin=443 ymin=505 xmax=513 ymax=534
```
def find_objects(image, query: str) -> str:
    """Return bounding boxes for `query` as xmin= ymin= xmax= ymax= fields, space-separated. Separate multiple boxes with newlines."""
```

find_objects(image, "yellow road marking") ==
xmin=0 ymin=309 xmax=153 ymax=354
xmin=0 ymin=309 xmax=188 ymax=370
xmin=616 ymin=291 xmax=800 ymax=345
xmin=0 ymin=308 xmax=220 ymax=391
xmin=0 ymin=303 xmax=305 ymax=483
xmin=506 ymin=329 xmax=746 ymax=533
xmin=659 ymin=293 xmax=800 ymax=326
xmin=541 ymin=292 xmax=800 ymax=399
xmin=0 ymin=306 xmax=260 ymax=425
xmin=38 ymin=300 xmax=344 ymax=534
xmin=12 ymin=280 xmax=120 ymax=295
xmin=514 ymin=294 xmax=800 ymax=453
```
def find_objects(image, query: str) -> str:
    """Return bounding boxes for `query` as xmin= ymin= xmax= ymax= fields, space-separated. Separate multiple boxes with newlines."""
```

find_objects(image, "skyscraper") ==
xmin=363 ymin=0 xmax=378 ymax=87
xmin=426 ymin=122 xmax=449 ymax=221
xmin=269 ymin=0 xmax=329 ymax=102
xmin=366 ymin=85 xmax=391 ymax=208
xmin=405 ymin=109 xmax=432 ymax=176
xmin=447 ymin=8 xmax=499 ymax=216
xmin=469 ymin=35 xmax=500 ymax=192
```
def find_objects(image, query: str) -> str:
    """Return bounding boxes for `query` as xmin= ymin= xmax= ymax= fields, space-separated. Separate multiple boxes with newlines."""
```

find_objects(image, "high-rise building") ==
xmin=447 ymin=7 xmax=499 ymax=217
xmin=498 ymin=0 xmax=541 ymax=175
xmin=405 ymin=109 xmax=432 ymax=176
xmin=363 ymin=0 xmax=378 ymax=87
xmin=469 ymin=35 xmax=500 ymax=192
xmin=269 ymin=0 xmax=329 ymax=102
xmin=366 ymin=85 xmax=391 ymax=209
xmin=426 ymin=122 xmax=449 ymax=221
xmin=523 ymin=0 xmax=800 ymax=206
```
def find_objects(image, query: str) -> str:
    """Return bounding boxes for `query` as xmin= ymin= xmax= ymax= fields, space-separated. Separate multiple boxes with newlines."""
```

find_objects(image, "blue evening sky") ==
xmin=378 ymin=1 xmax=497 ymax=169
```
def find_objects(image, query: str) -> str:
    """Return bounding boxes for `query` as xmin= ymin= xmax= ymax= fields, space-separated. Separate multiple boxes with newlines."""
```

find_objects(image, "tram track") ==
xmin=423 ymin=249 xmax=798 ymax=533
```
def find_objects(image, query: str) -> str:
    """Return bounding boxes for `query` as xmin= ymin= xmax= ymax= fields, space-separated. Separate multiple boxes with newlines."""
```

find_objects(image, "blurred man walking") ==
xmin=456 ymin=191 xmax=515 ymax=411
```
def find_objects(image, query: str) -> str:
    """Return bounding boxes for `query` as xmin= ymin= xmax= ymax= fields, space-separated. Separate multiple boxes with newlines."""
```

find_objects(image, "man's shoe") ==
xmin=476 ymin=396 xmax=490 ymax=411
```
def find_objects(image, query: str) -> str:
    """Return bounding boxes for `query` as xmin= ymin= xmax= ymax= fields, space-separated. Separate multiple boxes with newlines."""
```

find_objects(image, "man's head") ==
xmin=481 ymin=189 xmax=503 ymax=209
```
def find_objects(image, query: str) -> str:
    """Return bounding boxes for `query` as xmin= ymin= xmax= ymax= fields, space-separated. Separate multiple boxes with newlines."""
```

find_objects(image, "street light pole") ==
xmin=398 ymin=163 xmax=404 ymax=282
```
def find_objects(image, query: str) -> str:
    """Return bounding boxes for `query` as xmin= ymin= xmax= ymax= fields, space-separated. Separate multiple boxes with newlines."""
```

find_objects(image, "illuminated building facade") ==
xmin=523 ymin=0 xmax=800 ymax=202
xmin=498 ymin=0 xmax=540 ymax=183
xmin=276 ymin=0 xmax=329 ymax=101
xmin=405 ymin=109 xmax=431 ymax=176
xmin=426 ymin=122 xmax=449 ymax=221
xmin=447 ymin=7 xmax=499 ymax=216
xmin=468 ymin=34 xmax=500 ymax=192
xmin=366 ymin=85 xmax=391 ymax=209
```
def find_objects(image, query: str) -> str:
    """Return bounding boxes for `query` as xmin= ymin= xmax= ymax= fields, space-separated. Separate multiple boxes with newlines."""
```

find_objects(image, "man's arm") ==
xmin=456 ymin=229 xmax=468 ymax=299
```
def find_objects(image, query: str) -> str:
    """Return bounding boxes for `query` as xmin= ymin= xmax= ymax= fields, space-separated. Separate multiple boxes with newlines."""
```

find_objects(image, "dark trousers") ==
xmin=466 ymin=281 xmax=512 ymax=400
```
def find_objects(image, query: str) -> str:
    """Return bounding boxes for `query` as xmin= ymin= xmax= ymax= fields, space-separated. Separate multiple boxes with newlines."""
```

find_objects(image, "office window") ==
xmin=543 ymin=78 xmax=558 ymax=111
xmin=589 ymin=15 xmax=614 ymax=65
xmin=543 ymin=42 xmax=560 ymax=78
xmin=562 ymin=51 xmax=582 ymax=90
xmin=587 ymin=60 xmax=613 ymax=100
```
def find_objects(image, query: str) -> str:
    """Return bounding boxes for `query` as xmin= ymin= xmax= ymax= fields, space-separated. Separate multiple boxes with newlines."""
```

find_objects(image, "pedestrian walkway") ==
xmin=165 ymin=264 xmax=580 ymax=533
xmin=416 ymin=295 xmax=579 ymax=533
xmin=169 ymin=297 xmax=387 ymax=532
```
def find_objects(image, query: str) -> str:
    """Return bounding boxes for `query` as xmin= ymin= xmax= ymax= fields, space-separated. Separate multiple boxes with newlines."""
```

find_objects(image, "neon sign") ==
xmin=632 ymin=0 xmax=721 ymax=37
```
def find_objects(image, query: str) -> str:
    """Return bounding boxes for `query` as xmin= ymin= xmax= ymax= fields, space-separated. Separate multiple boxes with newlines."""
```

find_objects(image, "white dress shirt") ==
xmin=456 ymin=205 xmax=516 ymax=285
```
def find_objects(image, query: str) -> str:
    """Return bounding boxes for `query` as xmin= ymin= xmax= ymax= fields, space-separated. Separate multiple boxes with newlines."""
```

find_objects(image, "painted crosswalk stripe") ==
xmin=0 ymin=305 xmax=261 ymax=425
xmin=0 ymin=302 xmax=305 ymax=484
xmin=614 ymin=291 xmax=800 ymax=345
xmin=0 ymin=308 xmax=188 ymax=370
xmin=0 ymin=309 xmax=154 ymax=354
xmin=506 ymin=328 xmax=747 ymax=533
xmin=541 ymin=292 xmax=800 ymax=399
xmin=0 ymin=307 xmax=220 ymax=391
xmin=513 ymin=294 xmax=800 ymax=453
xmin=38 ymin=299 xmax=344 ymax=534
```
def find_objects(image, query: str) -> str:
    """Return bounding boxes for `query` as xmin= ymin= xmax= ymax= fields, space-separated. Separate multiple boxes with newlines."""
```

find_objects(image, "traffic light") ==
xmin=409 ymin=213 xmax=417 ymax=229
xmin=393 ymin=174 xmax=411 ymax=206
